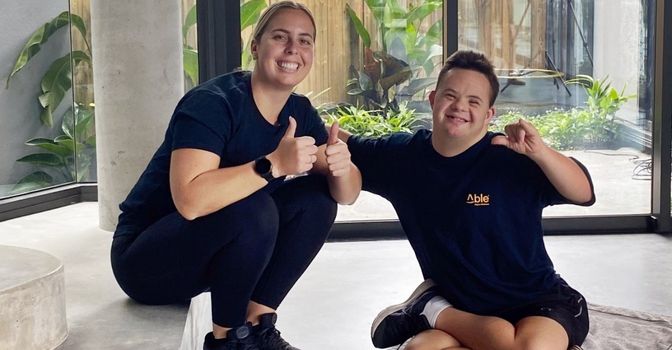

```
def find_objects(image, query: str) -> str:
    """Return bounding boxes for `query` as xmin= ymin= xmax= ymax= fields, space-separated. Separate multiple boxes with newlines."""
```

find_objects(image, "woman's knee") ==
xmin=196 ymin=191 xmax=280 ymax=245
xmin=283 ymin=175 xmax=337 ymax=221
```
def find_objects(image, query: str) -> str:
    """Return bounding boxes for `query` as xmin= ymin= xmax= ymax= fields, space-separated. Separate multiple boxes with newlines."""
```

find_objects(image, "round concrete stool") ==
xmin=0 ymin=245 xmax=67 ymax=350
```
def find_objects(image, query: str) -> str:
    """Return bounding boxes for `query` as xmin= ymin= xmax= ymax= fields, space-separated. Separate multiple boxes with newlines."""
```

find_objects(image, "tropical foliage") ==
xmin=323 ymin=102 xmax=419 ymax=137
xmin=490 ymin=76 xmax=635 ymax=150
xmin=6 ymin=11 xmax=95 ymax=193
xmin=345 ymin=0 xmax=442 ymax=112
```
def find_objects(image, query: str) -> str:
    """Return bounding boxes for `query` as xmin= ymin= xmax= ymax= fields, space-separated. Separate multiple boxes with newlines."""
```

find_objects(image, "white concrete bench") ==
xmin=0 ymin=245 xmax=67 ymax=350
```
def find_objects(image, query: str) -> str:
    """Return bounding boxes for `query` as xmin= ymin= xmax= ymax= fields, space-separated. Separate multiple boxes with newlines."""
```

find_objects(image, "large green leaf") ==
xmin=54 ymin=134 xmax=75 ymax=151
xmin=346 ymin=4 xmax=371 ymax=48
xmin=182 ymin=4 xmax=197 ymax=39
xmin=74 ymin=107 xmax=94 ymax=137
xmin=6 ymin=11 xmax=71 ymax=88
xmin=25 ymin=138 xmax=72 ymax=157
xmin=17 ymin=153 xmax=64 ymax=167
xmin=69 ymin=13 xmax=91 ymax=53
xmin=241 ymin=0 xmax=267 ymax=31
xmin=38 ymin=50 xmax=90 ymax=127
xmin=11 ymin=171 xmax=54 ymax=194
xmin=365 ymin=0 xmax=386 ymax=22
xmin=407 ymin=1 xmax=442 ymax=23
xmin=183 ymin=47 xmax=199 ymax=86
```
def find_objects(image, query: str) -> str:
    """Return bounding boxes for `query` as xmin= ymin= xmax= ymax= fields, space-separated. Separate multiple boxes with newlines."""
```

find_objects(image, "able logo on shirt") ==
xmin=466 ymin=193 xmax=490 ymax=206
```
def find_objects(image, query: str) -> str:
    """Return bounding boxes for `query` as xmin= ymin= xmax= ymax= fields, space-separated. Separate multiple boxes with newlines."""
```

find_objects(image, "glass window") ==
xmin=241 ymin=0 xmax=444 ymax=222
xmin=182 ymin=0 xmax=198 ymax=90
xmin=460 ymin=0 xmax=654 ymax=216
xmin=0 ymin=1 xmax=81 ymax=198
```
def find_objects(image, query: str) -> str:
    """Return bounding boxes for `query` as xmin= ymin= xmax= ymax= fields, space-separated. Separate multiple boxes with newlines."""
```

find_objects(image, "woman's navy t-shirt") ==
xmin=115 ymin=71 xmax=328 ymax=238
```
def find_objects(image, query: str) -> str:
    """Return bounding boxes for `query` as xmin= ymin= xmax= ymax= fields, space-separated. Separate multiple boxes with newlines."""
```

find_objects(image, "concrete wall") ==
xmin=0 ymin=0 xmax=74 ymax=196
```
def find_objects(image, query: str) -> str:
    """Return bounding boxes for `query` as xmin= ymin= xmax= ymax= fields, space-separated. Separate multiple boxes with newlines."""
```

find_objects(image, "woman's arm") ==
xmin=171 ymin=118 xmax=321 ymax=220
xmin=169 ymin=149 xmax=266 ymax=220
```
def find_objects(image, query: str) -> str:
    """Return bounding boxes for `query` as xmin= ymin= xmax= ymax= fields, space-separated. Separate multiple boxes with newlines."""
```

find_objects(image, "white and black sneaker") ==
xmin=370 ymin=279 xmax=438 ymax=348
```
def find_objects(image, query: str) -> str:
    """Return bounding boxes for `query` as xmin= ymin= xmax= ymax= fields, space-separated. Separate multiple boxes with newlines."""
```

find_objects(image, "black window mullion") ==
xmin=196 ymin=0 xmax=241 ymax=82
xmin=651 ymin=0 xmax=672 ymax=233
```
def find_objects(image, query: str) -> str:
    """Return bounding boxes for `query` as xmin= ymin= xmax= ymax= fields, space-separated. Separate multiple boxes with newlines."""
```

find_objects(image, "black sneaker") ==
xmin=203 ymin=323 xmax=259 ymax=350
xmin=253 ymin=313 xmax=300 ymax=350
xmin=370 ymin=279 xmax=439 ymax=348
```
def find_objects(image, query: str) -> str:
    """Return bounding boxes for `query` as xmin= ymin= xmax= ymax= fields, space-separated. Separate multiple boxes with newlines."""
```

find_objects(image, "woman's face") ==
xmin=251 ymin=8 xmax=315 ymax=91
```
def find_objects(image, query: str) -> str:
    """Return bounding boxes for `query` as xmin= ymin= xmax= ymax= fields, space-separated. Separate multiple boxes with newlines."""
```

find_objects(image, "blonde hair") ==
xmin=252 ymin=1 xmax=316 ymax=42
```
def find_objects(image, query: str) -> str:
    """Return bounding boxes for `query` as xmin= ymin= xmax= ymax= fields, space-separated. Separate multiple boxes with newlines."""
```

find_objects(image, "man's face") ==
xmin=429 ymin=68 xmax=495 ymax=143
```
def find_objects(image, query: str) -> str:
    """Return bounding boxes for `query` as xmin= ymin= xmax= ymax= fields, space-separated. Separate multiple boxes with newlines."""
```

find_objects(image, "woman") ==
xmin=110 ymin=2 xmax=361 ymax=350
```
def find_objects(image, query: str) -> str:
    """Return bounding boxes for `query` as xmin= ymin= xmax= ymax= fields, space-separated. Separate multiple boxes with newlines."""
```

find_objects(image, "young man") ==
xmin=344 ymin=50 xmax=594 ymax=350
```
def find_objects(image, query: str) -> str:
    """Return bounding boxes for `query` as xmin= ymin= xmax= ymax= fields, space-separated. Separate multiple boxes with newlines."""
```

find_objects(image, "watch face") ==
xmin=255 ymin=157 xmax=272 ymax=175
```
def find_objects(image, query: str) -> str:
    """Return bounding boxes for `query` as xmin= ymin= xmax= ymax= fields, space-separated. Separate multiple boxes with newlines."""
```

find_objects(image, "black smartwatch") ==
xmin=253 ymin=156 xmax=275 ymax=182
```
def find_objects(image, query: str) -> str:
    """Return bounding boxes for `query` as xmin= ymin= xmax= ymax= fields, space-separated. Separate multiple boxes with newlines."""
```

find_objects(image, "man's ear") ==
xmin=429 ymin=90 xmax=436 ymax=108
xmin=486 ymin=106 xmax=496 ymax=123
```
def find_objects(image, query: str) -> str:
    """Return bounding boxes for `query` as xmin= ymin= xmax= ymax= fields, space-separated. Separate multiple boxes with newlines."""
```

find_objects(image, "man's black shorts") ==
xmin=495 ymin=282 xmax=589 ymax=347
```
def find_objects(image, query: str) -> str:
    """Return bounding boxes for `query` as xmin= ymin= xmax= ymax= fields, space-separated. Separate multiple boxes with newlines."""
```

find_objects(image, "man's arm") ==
xmin=491 ymin=119 xmax=593 ymax=204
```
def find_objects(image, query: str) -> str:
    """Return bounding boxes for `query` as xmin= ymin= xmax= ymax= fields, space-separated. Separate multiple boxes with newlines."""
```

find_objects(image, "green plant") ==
xmin=183 ymin=0 xmax=267 ymax=86
xmin=490 ymin=75 xmax=635 ymax=150
xmin=183 ymin=3 xmax=199 ymax=89
xmin=6 ymin=11 xmax=96 ymax=193
xmin=241 ymin=0 xmax=269 ymax=70
xmin=324 ymin=102 xmax=418 ymax=137
xmin=345 ymin=0 xmax=442 ymax=111
xmin=566 ymin=75 xmax=635 ymax=118
xmin=6 ymin=11 xmax=90 ymax=127
xmin=491 ymin=108 xmax=620 ymax=151
xmin=13 ymin=104 xmax=96 ymax=193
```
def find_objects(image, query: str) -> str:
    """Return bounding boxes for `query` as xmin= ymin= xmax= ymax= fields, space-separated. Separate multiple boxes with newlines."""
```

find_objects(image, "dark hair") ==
xmin=436 ymin=50 xmax=499 ymax=106
xmin=252 ymin=1 xmax=316 ymax=43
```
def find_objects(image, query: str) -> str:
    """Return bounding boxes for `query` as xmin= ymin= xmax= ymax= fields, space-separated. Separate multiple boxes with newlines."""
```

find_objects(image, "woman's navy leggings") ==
xmin=110 ymin=175 xmax=337 ymax=327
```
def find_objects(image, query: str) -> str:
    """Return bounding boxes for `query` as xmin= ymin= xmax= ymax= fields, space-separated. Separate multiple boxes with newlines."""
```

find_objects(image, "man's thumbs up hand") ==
xmin=325 ymin=121 xmax=352 ymax=177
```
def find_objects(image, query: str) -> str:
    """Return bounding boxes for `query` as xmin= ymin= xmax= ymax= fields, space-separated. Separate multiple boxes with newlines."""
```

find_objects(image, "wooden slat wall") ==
xmin=459 ymin=0 xmax=547 ymax=71
xmin=67 ymin=1 xmax=547 ymax=106
xmin=70 ymin=0 xmax=94 ymax=105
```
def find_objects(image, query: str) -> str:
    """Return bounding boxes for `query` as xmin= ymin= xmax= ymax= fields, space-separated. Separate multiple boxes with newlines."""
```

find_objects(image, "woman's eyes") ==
xmin=271 ymin=34 xmax=313 ymax=46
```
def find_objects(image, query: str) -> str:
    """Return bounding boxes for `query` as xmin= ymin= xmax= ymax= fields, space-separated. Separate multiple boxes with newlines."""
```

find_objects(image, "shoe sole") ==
xmin=370 ymin=279 xmax=437 ymax=340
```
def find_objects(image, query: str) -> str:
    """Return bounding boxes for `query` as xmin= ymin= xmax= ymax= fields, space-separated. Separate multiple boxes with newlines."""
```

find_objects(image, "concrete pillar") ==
xmin=91 ymin=0 xmax=184 ymax=231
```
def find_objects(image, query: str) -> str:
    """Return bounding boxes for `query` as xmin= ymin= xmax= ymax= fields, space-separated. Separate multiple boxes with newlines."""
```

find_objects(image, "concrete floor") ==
xmin=1 ymin=202 xmax=671 ymax=349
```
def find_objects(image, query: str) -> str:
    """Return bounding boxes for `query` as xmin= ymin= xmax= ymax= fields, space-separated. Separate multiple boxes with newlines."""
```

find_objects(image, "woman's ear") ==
xmin=251 ymin=40 xmax=258 ymax=60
